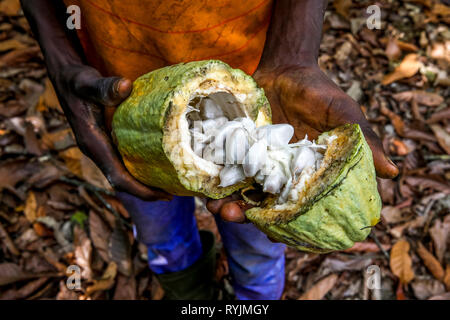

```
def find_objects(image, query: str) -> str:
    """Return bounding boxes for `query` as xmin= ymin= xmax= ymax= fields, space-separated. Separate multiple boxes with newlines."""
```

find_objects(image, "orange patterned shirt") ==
xmin=65 ymin=0 xmax=273 ymax=80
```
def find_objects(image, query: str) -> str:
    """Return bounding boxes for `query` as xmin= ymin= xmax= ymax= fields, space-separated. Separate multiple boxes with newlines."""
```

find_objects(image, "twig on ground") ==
xmin=58 ymin=176 xmax=115 ymax=196
xmin=93 ymin=190 xmax=132 ymax=229
xmin=369 ymin=231 xmax=390 ymax=260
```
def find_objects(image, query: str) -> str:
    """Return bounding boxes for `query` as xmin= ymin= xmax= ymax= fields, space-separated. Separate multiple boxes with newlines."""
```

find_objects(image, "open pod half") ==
xmin=245 ymin=124 xmax=381 ymax=253
xmin=112 ymin=60 xmax=271 ymax=199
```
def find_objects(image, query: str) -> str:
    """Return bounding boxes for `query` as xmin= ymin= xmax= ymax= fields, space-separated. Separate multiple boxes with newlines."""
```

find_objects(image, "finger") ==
xmin=219 ymin=201 xmax=247 ymax=223
xmin=73 ymin=69 xmax=132 ymax=107
xmin=332 ymin=98 xmax=399 ymax=179
xmin=206 ymin=197 xmax=232 ymax=215
xmin=74 ymin=119 xmax=172 ymax=201
xmin=110 ymin=165 xmax=173 ymax=201
xmin=360 ymin=124 xmax=399 ymax=179
xmin=207 ymin=198 xmax=250 ymax=223
xmin=90 ymin=77 xmax=132 ymax=107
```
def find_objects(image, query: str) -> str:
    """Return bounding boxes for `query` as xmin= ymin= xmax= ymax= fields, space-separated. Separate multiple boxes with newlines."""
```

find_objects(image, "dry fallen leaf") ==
xmin=59 ymin=147 xmax=83 ymax=177
xmin=85 ymin=261 xmax=117 ymax=296
xmin=74 ymin=226 xmax=93 ymax=280
xmin=24 ymin=191 xmax=38 ymax=223
xmin=390 ymin=138 xmax=412 ymax=156
xmin=299 ymin=274 xmax=338 ymax=300
xmin=444 ymin=265 xmax=450 ymax=291
xmin=381 ymin=206 xmax=412 ymax=224
xmin=109 ymin=219 xmax=133 ymax=277
xmin=80 ymin=154 xmax=112 ymax=190
xmin=41 ymin=128 xmax=75 ymax=151
xmin=390 ymin=216 xmax=426 ymax=238
xmin=89 ymin=210 xmax=111 ymax=263
xmin=151 ymin=275 xmax=165 ymax=300
xmin=429 ymin=41 xmax=450 ymax=64
xmin=0 ymin=223 xmax=20 ymax=256
xmin=428 ymin=292 xmax=450 ymax=300
xmin=411 ymin=278 xmax=445 ymax=300
xmin=382 ymin=54 xmax=423 ymax=85
xmin=416 ymin=242 xmax=445 ymax=281
xmin=0 ymin=277 xmax=50 ymax=300
xmin=396 ymin=40 xmax=419 ymax=52
xmin=0 ymin=46 xmax=40 ymax=67
xmin=392 ymin=90 xmax=444 ymax=107
xmin=390 ymin=239 xmax=414 ymax=284
xmin=333 ymin=0 xmax=351 ymax=19
xmin=0 ymin=159 xmax=38 ymax=192
xmin=113 ymin=274 xmax=137 ymax=300
xmin=0 ymin=0 xmax=21 ymax=16
xmin=404 ymin=176 xmax=450 ymax=194
xmin=430 ymin=124 xmax=450 ymax=155
xmin=385 ymin=37 xmax=402 ymax=61
xmin=0 ymin=39 xmax=27 ymax=52
xmin=320 ymin=257 xmax=373 ymax=272
xmin=380 ymin=103 xmax=406 ymax=136
xmin=344 ymin=241 xmax=391 ymax=253
xmin=429 ymin=215 xmax=450 ymax=264
xmin=41 ymin=78 xmax=62 ymax=111
xmin=0 ymin=263 xmax=33 ymax=286
xmin=59 ymin=147 xmax=111 ymax=190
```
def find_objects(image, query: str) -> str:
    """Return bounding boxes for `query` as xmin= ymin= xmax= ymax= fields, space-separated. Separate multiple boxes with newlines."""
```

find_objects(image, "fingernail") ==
xmin=386 ymin=156 xmax=396 ymax=167
xmin=113 ymin=79 xmax=122 ymax=95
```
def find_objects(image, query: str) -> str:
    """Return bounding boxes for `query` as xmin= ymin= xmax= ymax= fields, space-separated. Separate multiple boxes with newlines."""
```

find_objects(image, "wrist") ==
xmin=258 ymin=54 xmax=318 ymax=72
xmin=259 ymin=0 xmax=326 ymax=71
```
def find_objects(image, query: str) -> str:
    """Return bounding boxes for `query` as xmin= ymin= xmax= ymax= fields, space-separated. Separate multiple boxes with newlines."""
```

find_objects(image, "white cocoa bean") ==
xmin=243 ymin=139 xmax=267 ymax=177
xmin=263 ymin=165 xmax=287 ymax=194
xmin=214 ymin=121 xmax=244 ymax=149
xmin=254 ymin=170 xmax=266 ymax=184
xmin=278 ymin=179 xmax=293 ymax=203
xmin=202 ymin=117 xmax=228 ymax=136
xmin=190 ymin=129 xmax=210 ymax=144
xmin=203 ymin=144 xmax=225 ymax=164
xmin=193 ymin=141 xmax=205 ymax=157
xmin=219 ymin=165 xmax=245 ymax=187
xmin=291 ymin=147 xmax=316 ymax=174
xmin=234 ymin=117 xmax=256 ymax=134
xmin=225 ymin=128 xmax=249 ymax=165
xmin=256 ymin=124 xmax=294 ymax=148
xmin=200 ymin=98 xmax=224 ymax=119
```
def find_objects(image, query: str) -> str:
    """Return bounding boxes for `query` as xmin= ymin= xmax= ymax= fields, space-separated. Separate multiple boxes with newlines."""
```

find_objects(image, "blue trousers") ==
xmin=117 ymin=193 xmax=285 ymax=300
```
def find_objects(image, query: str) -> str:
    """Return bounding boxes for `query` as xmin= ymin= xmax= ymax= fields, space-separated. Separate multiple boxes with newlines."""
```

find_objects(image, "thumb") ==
xmin=91 ymin=77 xmax=132 ymax=107
xmin=73 ymin=69 xmax=132 ymax=107
xmin=361 ymin=124 xmax=399 ymax=179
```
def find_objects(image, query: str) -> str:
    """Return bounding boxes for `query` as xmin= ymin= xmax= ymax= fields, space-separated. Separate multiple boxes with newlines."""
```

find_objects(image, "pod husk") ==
xmin=245 ymin=124 xmax=382 ymax=253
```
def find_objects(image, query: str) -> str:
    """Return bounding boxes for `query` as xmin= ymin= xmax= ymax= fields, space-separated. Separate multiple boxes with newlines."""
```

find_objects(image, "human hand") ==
xmin=52 ymin=64 xmax=172 ymax=201
xmin=209 ymin=64 xmax=398 ymax=222
xmin=253 ymin=64 xmax=398 ymax=178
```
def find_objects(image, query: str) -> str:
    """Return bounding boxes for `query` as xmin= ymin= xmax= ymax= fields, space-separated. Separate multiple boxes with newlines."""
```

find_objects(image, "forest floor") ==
xmin=0 ymin=0 xmax=449 ymax=300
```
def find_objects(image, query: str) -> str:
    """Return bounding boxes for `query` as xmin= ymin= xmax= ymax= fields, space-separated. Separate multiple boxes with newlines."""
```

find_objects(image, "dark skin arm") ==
xmin=20 ymin=0 xmax=171 ymax=201
xmin=208 ymin=0 xmax=399 ymax=222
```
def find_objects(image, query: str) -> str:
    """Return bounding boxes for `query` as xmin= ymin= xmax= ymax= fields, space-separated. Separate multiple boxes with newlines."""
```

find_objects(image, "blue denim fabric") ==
xmin=116 ymin=192 xmax=202 ymax=274
xmin=214 ymin=217 xmax=286 ymax=300
xmin=116 ymin=193 xmax=285 ymax=299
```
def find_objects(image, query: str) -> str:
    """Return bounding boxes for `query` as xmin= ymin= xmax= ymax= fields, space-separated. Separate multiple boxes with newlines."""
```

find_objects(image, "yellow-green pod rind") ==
xmin=112 ymin=60 xmax=271 ymax=199
xmin=245 ymin=124 xmax=381 ymax=253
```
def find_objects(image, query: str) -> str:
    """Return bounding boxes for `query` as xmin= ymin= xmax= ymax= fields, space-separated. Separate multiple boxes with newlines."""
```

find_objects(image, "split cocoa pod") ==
xmin=112 ymin=60 xmax=381 ymax=253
